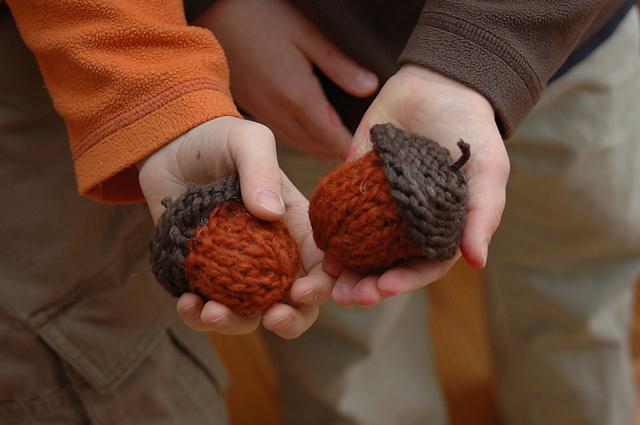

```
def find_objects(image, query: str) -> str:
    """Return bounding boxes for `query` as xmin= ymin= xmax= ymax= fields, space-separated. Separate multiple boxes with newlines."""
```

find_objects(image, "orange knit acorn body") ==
xmin=309 ymin=123 xmax=470 ymax=273
xmin=150 ymin=176 xmax=299 ymax=316
xmin=310 ymin=151 xmax=422 ymax=271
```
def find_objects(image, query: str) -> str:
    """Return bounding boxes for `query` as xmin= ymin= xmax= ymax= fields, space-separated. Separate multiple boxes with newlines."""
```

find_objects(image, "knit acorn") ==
xmin=149 ymin=175 xmax=299 ymax=317
xmin=309 ymin=123 xmax=470 ymax=273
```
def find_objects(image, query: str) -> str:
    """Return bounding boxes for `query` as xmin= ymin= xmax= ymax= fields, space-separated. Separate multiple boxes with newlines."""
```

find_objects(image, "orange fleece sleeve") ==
xmin=6 ymin=0 xmax=240 ymax=203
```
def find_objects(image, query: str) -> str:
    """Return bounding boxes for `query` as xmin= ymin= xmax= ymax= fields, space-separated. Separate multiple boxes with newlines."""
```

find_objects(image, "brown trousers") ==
xmin=0 ymin=8 xmax=228 ymax=424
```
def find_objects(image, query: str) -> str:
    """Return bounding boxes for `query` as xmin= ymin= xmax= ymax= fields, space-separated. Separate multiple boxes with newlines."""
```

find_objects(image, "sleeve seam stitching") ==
xmin=415 ymin=11 xmax=543 ymax=104
xmin=73 ymin=78 xmax=231 ymax=160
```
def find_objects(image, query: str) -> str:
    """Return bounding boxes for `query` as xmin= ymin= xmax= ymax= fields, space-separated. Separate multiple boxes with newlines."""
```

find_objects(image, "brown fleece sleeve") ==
xmin=399 ymin=1 xmax=608 ymax=137
xmin=6 ymin=0 xmax=240 ymax=203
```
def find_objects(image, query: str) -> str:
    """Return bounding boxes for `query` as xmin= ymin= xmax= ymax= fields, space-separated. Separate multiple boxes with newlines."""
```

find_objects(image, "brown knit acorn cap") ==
xmin=149 ymin=175 xmax=241 ymax=297
xmin=370 ymin=123 xmax=469 ymax=261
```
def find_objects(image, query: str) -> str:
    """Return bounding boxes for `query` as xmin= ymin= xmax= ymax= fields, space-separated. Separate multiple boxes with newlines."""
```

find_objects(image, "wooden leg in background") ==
xmin=428 ymin=263 xmax=498 ymax=425
xmin=209 ymin=332 xmax=281 ymax=425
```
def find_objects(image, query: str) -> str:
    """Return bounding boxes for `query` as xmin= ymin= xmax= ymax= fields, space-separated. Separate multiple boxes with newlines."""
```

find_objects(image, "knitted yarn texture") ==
xmin=149 ymin=175 xmax=299 ymax=317
xmin=309 ymin=123 xmax=469 ymax=273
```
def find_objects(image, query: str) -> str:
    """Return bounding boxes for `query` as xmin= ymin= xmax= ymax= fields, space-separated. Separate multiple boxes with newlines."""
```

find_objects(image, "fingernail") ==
xmin=204 ymin=314 xmax=230 ymax=329
xmin=356 ymin=72 xmax=377 ymax=91
xmin=300 ymin=289 xmax=320 ymax=302
xmin=257 ymin=189 xmax=285 ymax=215
xmin=183 ymin=303 xmax=199 ymax=317
xmin=301 ymin=289 xmax=317 ymax=303
xmin=273 ymin=315 xmax=291 ymax=330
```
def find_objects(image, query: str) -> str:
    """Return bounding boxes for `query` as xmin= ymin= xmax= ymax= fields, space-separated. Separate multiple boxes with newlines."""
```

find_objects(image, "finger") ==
xmin=227 ymin=120 xmax=285 ymax=221
xmin=331 ymin=269 xmax=364 ymax=306
xmin=176 ymin=293 xmax=211 ymax=332
xmin=199 ymin=300 xmax=260 ymax=335
xmin=377 ymin=252 xmax=461 ymax=296
xmin=279 ymin=174 xmax=337 ymax=302
xmin=299 ymin=102 xmax=352 ymax=160
xmin=244 ymin=97 xmax=325 ymax=158
xmin=279 ymin=174 xmax=324 ymax=273
xmin=251 ymin=95 xmax=347 ymax=160
xmin=296 ymin=25 xmax=378 ymax=97
xmin=262 ymin=303 xmax=319 ymax=339
xmin=460 ymin=147 xmax=509 ymax=268
xmin=236 ymin=45 xmax=351 ymax=160
xmin=278 ymin=74 xmax=353 ymax=159
xmin=323 ymin=256 xmax=343 ymax=278
xmin=289 ymin=272 xmax=333 ymax=305
xmin=352 ymin=275 xmax=384 ymax=307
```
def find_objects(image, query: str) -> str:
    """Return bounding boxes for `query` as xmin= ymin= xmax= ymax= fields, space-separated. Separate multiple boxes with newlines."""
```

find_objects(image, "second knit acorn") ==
xmin=309 ymin=123 xmax=469 ymax=273
xmin=149 ymin=176 xmax=299 ymax=317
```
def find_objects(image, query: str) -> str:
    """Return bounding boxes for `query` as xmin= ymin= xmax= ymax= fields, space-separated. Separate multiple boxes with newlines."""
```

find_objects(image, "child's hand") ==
xmin=139 ymin=117 xmax=333 ymax=339
xmin=330 ymin=65 xmax=510 ymax=307
xmin=196 ymin=0 xmax=378 ymax=160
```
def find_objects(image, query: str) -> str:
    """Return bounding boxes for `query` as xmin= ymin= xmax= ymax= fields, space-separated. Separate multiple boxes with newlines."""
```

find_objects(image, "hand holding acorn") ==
xmin=139 ymin=117 xmax=334 ymax=338
xmin=314 ymin=65 xmax=509 ymax=307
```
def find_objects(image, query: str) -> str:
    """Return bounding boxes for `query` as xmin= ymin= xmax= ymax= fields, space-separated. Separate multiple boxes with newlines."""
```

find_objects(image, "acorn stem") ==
xmin=450 ymin=139 xmax=471 ymax=171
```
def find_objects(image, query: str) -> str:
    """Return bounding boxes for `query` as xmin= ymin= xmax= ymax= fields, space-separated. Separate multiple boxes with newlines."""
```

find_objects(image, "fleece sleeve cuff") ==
xmin=74 ymin=81 xmax=239 ymax=203
xmin=399 ymin=12 xmax=543 ymax=137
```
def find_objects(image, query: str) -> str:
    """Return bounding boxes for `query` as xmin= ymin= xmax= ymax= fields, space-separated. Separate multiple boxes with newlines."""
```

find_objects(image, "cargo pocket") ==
xmin=27 ymin=312 xmax=229 ymax=425
xmin=29 ymin=270 xmax=169 ymax=395
xmin=0 ymin=332 xmax=88 ymax=425
xmin=160 ymin=320 xmax=230 ymax=424
xmin=26 ymin=258 xmax=228 ymax=423
xmin=30 ymin=315 xmax=229 ymax=425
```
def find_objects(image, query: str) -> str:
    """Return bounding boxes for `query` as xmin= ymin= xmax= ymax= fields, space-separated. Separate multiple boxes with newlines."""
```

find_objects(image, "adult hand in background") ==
xmin=196 ymin=0 xmax=378 ymax=160
xmin=329 ymin=65 xmax=510 ymax=307
xmin=139 ymin=117 xmax=334 ymax=339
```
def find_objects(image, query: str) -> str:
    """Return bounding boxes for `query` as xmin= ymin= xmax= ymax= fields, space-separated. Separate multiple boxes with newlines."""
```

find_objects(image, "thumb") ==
xmin=460 ymin=146 xmax=510 ymax=268
xmin=226 ymin=120 xmax=285 ymax=221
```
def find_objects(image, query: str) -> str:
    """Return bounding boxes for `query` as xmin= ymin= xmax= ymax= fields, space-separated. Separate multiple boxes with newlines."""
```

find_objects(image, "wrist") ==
xmin=397 ymin=64 xmax=495 ymax=119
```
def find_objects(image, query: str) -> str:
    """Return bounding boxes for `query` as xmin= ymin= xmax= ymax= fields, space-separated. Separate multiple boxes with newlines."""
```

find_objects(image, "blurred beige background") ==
xmin=210 ymin=265 xmax=640 ymax=425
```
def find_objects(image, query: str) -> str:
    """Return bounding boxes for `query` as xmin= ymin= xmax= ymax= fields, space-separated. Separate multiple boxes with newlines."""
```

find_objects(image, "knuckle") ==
xmin=232 ymin=120 xmax=275 ymax=145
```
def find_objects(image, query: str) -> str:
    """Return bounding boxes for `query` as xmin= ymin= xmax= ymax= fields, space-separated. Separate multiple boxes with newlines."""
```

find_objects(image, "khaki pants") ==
xmin=269 ymin=9 xmax=640 ymax=425
xmin=0 ymin=8 xmax=228 ymax=424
